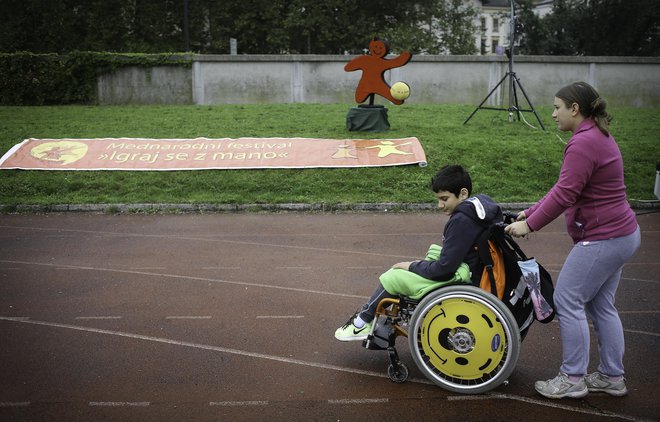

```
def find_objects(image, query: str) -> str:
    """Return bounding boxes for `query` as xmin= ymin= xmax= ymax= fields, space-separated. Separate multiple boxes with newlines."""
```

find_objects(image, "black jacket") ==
xmin=408 ymin=194 xmax=502 ymax=283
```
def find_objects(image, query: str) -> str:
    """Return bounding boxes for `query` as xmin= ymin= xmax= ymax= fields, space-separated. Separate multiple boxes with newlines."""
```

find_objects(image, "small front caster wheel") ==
xmin=387 ymin=362 xmax=409 ymax=383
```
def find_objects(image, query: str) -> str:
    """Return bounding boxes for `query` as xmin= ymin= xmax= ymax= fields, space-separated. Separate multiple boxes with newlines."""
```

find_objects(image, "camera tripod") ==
xmin=464 ymin=1 xmax=545 ymax=130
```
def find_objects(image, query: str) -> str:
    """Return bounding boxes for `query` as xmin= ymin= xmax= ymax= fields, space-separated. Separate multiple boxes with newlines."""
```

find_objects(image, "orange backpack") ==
xmin=479 ymin=239 xmax=506 ymax=299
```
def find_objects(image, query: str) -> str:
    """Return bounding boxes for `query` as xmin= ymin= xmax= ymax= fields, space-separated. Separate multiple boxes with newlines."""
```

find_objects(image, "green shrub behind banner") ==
xmin=0 ymin=52 xmax=192 ymax=105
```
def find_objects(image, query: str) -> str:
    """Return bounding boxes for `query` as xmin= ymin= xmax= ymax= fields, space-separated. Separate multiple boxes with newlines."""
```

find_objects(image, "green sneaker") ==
xmin=535 ymin=372 xmax=588 ymax=399
xmin=585 ymin=372 xmax=628 ymax=396
xmin=334 ymin=314 xmax=373 ymax=342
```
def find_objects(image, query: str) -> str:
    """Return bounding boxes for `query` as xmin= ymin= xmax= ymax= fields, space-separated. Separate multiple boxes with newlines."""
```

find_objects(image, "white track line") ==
xmin=256 ymin=315 xmax=304 ymax=319
xmin=165 ymin=316 xmax=212 ymax=320
xmin=487 ymin=393 xmax=649 ymax=422
xmin=622 ymin=329 xmax=659 ymax=337
xmin=3 ymin=259 xmax=657 ymax=337
xmin=542 ymin=266 xmax=659 ymax=284
xmin=0 ymin=402 xmax=30 ymax=407
xmin=89 ymin=402 xmax=150 ymax=407
xmin=0 ymin=259 xmax=368 ymax=300
xmin=0 ymin=317 xmax=647 ymax=421
xmin=619 ymin=310 xmax=660 ymax=314
xmin=0 ymin=316 xmax=416 ymax=383
xmin=0 ymin=225 xmax=419 ymax=260
xmin=209 ymin=401 xmax=268 ymax=406
xmin=447 ymin=395 xmax=492 ymax=401
xmin=75 ymin=316 xmax=122 ymax=320
xmin=620 ymin=277 xmax=660 ymax=284
xmin=545 ymin=319 xmax=659 ymax=337
xmin=328 ymin=398 xmax=389 ymax=405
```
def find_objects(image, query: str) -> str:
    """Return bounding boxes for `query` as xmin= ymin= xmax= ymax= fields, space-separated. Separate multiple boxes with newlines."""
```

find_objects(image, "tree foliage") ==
xmin=516 ymin=0 xmax=660 ymax=56
xmin=0 ymin=0 xmax=477 ymax=55
xmin=435 ymin=0 xmax=478 ymax=55
xmin=3 ymin=0 xmax=656 ymax=56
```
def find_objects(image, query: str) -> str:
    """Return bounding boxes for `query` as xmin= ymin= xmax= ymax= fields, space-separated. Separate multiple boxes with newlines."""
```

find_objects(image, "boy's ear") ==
xmin=459 ymin=188 xmax=469 ymax=200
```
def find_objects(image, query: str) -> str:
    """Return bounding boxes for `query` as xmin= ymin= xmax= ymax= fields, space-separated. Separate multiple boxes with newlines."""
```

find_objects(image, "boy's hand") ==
xmin=505 ymin=221 xmax=531 ymax=238
xmin=392 ymin=261 xmax=413 ymax=270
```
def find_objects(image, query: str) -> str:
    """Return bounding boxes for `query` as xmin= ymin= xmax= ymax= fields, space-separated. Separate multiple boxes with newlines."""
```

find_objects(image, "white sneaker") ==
xmin=334 ymin=314 xmax=373 ymax=342
xmin=585 ymin=372 xmax=628 ymax=396
xmin=534 ymin=372 xmax=588 ymax=399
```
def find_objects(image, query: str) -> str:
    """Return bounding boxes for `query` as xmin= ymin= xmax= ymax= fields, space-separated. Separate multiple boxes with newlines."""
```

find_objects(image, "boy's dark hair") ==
xmin=431 ymin=165 xmax=472 ymax=197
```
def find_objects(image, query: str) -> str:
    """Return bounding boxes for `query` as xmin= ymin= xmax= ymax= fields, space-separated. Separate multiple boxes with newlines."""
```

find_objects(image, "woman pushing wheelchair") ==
xmin=506 ymin=81 xmax=640 ymax=399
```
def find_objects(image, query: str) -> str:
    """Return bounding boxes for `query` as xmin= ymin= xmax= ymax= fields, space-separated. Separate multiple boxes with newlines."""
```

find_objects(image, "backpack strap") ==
xmin=501 ymin=230 xmax=528 ymax=261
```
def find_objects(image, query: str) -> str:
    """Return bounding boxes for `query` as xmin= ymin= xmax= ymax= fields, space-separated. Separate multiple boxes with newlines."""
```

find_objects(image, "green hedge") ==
xmin=0 ymin=52 xmax=192 ymax=105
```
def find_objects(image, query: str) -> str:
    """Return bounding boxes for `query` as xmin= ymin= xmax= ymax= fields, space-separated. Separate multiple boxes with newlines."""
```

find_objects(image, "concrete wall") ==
xmin=97 ymin=55 xmax=660 ymax=107
xmin=97 ymin=66 xmax=192 ymax=105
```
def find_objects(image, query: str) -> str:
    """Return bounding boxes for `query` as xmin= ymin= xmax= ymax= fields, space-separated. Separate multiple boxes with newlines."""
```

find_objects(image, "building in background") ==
xmin=473 ymin=0 xmax=553 ymax=55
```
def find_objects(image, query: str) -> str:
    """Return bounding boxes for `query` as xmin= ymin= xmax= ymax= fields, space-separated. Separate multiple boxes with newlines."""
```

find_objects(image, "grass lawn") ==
xmin=1 ymin=103 xmax=658 ymax=207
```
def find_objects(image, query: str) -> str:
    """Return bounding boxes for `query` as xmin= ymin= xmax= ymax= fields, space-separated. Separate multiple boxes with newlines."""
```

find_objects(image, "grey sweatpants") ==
xmin=555 ymin=226 xmax=641 ymax=378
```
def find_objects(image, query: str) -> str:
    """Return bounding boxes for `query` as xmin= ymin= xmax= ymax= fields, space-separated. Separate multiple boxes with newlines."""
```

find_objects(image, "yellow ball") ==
xmin=390 ymin=82 xmax=410 ymax=101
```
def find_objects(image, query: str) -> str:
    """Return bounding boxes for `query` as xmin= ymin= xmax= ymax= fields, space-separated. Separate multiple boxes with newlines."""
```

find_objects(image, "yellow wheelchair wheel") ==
xmin=408 ymin=285 xmax=521 ymax=394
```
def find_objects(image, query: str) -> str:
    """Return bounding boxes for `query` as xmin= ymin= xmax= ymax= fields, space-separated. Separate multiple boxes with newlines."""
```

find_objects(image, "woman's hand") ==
xmin=516 ymin=211 xmax=527 ymax=221
xmin=505 ymin=221 xmax=532 ymax=238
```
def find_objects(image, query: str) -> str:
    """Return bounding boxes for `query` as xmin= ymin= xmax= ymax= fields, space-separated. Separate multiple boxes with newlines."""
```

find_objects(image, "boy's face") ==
xmin=435 ymin=189 xmax=467 ymax=215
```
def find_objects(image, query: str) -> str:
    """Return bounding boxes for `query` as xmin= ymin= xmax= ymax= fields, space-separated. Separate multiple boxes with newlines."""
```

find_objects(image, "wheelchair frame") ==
xmin=363 ymin=284 xmax=522 ymax=394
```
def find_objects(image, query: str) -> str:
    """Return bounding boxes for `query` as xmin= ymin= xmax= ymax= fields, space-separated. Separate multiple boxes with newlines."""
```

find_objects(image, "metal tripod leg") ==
xmin=463 ymin=72 xmax=509 ymax=125
xmin=512 ymin=74 xmax=545 ymax=130
xmin=464 ymin=72 xmax=545 ymax=130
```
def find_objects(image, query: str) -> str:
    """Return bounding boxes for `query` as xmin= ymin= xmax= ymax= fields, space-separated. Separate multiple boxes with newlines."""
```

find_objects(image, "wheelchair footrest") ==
xmin=363 ymin=319 xmax=397 ymax=351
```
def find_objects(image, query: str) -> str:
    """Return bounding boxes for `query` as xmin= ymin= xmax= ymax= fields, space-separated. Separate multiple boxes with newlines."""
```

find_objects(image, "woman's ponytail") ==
xmin=590 ymin=96 xmax=612 ymax=136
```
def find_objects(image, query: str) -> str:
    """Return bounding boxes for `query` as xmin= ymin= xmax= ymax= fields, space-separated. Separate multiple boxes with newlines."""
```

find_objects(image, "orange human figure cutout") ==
xmin=344 ymin=37 xmax=412 ymax=106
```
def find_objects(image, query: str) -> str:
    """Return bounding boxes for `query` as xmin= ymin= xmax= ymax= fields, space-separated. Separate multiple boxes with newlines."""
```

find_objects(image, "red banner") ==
xmin=0 ymin=137 xmax=427 ymax=170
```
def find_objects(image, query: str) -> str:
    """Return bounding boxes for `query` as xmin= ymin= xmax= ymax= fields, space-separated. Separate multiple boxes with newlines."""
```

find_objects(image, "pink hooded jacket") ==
xmin=525 ymin=119 xmax=637 ymax=243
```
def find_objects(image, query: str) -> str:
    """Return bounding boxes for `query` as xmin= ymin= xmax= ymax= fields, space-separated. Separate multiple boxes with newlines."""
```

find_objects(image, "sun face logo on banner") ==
xmin=0 ymin=137 xmax=427 ymax=171
xmin=29 ymin=141 xmax=89 ymax=165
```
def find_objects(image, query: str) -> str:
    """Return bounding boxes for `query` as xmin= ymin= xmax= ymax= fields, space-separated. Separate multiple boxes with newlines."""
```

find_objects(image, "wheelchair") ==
xmin=363 ymin=284 xmax=522 ymax=394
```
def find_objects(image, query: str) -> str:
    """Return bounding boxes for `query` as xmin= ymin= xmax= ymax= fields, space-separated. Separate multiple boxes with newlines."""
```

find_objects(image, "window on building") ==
xmin=481 ymin=38 xmax=487 ymax=55
xmin=492 ymin=38 xmax=499 ymax=54
xmin=493 ymin=18 xmax=499 ymax=33
xmin=481 ymin=17 xmax=487 ymax=32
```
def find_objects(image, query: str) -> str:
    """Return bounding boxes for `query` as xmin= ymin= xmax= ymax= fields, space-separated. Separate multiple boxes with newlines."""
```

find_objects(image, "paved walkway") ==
xmin=0 ymin=211 xmax=658 ymax=421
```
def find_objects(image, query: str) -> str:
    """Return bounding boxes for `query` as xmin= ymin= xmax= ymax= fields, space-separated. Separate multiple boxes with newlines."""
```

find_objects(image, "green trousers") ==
xmin=379 ymin=244 xmax=471 ymax=300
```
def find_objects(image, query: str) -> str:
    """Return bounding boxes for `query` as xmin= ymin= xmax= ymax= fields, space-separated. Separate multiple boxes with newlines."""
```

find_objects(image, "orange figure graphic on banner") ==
xmin=344 ymin=37 xmax=412 ymax=106
xmin=332 ymin=143 xmax=358 ymax=159
xmin=363 ymin=140 xmax=413 ymax=158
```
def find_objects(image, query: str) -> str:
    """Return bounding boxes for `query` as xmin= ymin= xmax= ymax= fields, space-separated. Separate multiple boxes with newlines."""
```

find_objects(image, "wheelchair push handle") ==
xmin=501 ymin=211 xmax=521 ymax=226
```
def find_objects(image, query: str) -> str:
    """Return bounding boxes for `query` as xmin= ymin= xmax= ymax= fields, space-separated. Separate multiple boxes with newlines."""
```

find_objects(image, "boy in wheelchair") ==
xmin=335 ymin=164 xmax=503 ymax=341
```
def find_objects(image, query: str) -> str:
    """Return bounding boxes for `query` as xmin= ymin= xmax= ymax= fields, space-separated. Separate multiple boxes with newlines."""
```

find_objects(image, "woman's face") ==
xmin=552 ymin=97 xmax=580 ymax=132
